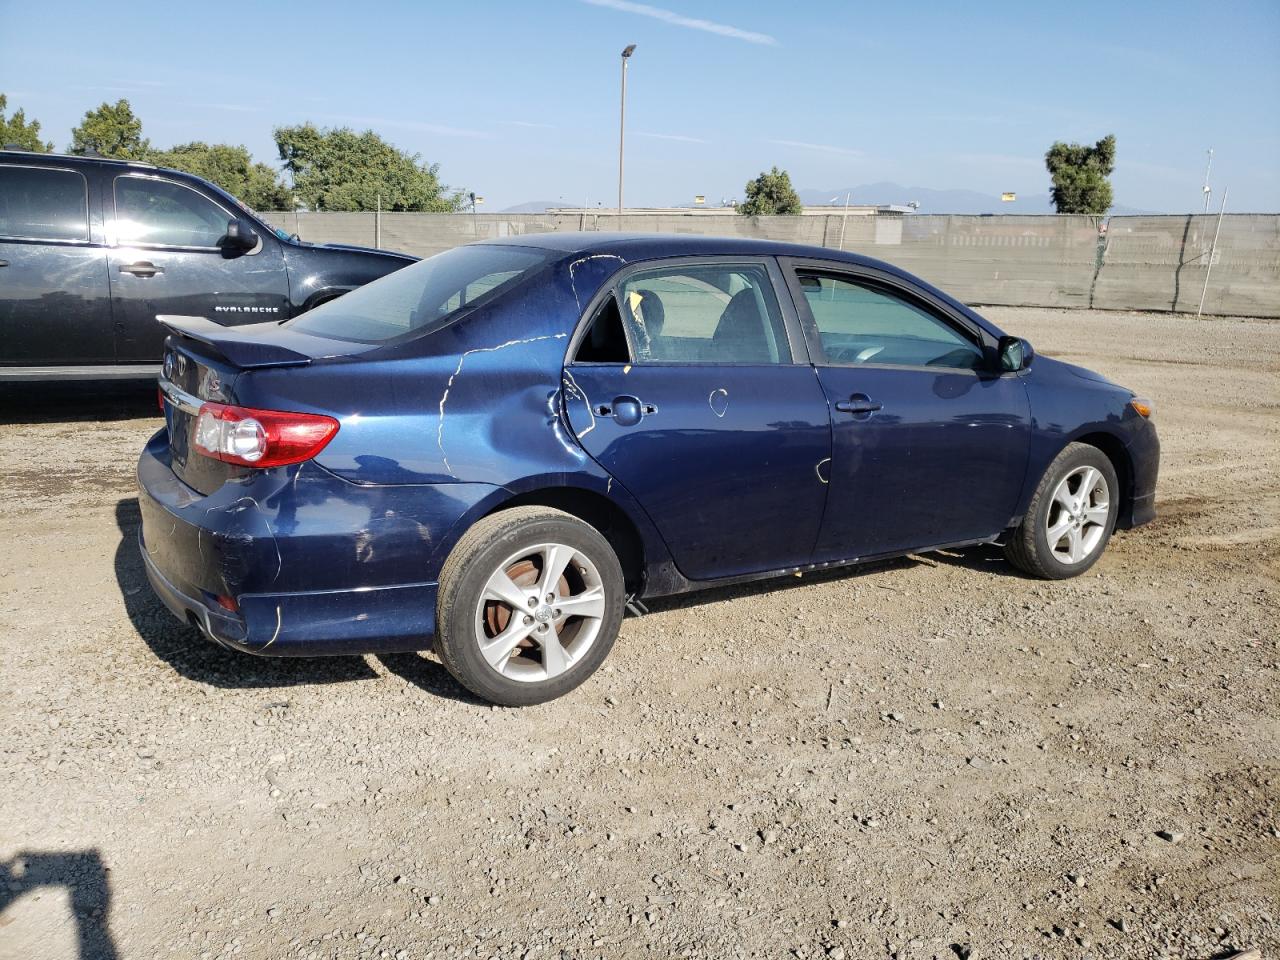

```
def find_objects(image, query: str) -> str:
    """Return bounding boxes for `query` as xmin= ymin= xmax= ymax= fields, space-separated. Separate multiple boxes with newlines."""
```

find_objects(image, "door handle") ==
xmin=835 ymin=394 xmax=883 ymax=415
xmin=119 ymin=261 xmax=163 ymax=277
xmin=596 ymin=395 xmax=655 ymax=427
xmin=0 ymin=259 xmax=8 ymax=267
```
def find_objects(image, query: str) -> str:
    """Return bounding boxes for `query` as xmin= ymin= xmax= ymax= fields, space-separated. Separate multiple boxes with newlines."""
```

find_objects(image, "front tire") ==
xmin=436 ymin=507 xmax=625 ymax=706
xmin=1004 ymin=443 xmax=1119 ymax=580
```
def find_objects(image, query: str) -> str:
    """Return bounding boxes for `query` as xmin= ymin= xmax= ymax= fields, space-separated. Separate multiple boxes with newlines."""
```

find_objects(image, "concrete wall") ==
xmin=262 ymin=210 xmax=1280 ymax=318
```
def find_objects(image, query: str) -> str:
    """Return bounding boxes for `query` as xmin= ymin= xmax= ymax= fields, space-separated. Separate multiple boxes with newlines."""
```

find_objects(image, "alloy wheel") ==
xmin=473 ymin=542 xmax=607 ymax=683
xmin=1045 ymin=466 xmax=1111 ymax=564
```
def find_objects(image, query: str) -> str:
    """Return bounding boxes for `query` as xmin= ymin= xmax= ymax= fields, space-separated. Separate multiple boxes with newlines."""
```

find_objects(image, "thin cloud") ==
xmin=634 ymin=131 xmax=708 ymax=144
xmin=319 ymin=113 xmax=491 ymax=138
xmin=579 ymin=0 xmax=777 ymax=45
xmin=500 ymin=120 xmax=557 ymax=129
xmin=953 ymin=152 xmax=1041 ymax=168
xmin=71 ymin=84 xmax=157 ymax=95
xmin=200 ymin=103 xmax=262 ymax=113
xmin=768 ymin=139 xmax=863 ymax=157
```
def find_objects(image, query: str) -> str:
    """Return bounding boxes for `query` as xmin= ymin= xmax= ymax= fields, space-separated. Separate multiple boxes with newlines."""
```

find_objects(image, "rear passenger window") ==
xmin=618 ymin=262 xmax=790 ymax=364
xmin=0 ymin=166 xmax=90 ymax=242
xmin=114 ymin=175 xmax=229 ymax=248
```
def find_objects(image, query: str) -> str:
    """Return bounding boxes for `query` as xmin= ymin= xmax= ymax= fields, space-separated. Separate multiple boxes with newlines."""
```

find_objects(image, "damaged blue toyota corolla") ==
xmin=138 ymin=233 xmax=1159 ymax=705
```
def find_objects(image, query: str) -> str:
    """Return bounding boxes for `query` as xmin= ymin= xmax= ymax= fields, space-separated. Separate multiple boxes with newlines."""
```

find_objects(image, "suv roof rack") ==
xmin=0 ymin=147 xmax=157 ymax=168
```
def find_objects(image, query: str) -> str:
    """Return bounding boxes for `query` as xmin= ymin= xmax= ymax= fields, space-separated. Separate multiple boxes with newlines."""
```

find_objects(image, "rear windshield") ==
xmin=286 ymin=244 xmax=553 ymax=343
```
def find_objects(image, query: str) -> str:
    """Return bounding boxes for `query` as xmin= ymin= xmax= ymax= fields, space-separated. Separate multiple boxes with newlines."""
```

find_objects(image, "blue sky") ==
xmin=2 ymin=0 xmax=1278 ymax=211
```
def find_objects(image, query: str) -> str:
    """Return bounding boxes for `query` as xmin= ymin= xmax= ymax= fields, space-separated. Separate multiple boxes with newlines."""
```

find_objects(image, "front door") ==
xmin=564 ymin=258 xmax=831 ymax=582
xmin=784 ymin=265 xmax=1031 ymax=562
xmin=107 ymin=172 xmax=287 ymax=362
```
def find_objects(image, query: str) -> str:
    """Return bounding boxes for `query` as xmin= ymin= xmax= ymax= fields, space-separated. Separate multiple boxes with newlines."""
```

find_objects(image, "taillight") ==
xmin=192 ymin=401 xmax=339 ymax=468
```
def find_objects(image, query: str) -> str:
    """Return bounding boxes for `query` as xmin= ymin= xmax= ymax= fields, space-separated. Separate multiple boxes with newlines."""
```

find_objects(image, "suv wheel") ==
xmin=436 ymin=507 xmax=625 ymax=706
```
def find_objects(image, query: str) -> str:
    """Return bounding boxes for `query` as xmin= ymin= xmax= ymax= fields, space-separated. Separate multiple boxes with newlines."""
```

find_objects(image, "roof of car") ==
xmin=480 ymin=231 xmax=897 ymax=270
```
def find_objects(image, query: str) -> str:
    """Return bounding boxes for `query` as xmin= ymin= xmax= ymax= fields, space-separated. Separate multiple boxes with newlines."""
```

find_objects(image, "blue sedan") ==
xmin=139 ymin=234 xmax=1159 ymax=705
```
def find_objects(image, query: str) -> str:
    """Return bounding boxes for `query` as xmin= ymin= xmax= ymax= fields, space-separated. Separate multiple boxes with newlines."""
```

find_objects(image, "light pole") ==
xmin=1201 ymin=148 xmax=1213 ymax=214
xmin=618 ymin=44 xmax=636 ymax=216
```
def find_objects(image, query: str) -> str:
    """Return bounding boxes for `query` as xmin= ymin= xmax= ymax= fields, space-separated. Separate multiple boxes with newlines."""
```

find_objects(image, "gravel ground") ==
xmin=1 ymin=307 xmax=1277 ymax=960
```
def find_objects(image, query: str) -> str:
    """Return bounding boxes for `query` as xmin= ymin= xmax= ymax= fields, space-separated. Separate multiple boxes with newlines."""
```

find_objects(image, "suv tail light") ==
xmin=192 ymin=401 xmax=339 ymax=467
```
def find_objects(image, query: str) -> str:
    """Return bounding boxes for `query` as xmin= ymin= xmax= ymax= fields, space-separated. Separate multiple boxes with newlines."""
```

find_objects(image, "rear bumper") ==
xmin=140 ymin=536 xmax=438 ymax=655
xmin=137 ymin=429 xmax=496 ymax=656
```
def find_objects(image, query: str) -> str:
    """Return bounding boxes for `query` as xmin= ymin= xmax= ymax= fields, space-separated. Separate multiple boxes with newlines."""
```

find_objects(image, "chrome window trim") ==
xmin=112 ymin=172 xmax=237 ymax=252
xmin=0 ymin=164 xmax=92 ymax=243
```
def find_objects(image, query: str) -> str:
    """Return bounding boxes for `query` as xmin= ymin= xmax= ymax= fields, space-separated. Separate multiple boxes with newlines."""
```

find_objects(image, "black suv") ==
xmin=0 ymin=150 xmax=417 ymax=380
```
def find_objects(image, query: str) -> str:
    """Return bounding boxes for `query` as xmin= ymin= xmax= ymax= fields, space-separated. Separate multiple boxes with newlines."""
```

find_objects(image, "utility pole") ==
xmin=1196 ymin=187 xmax=1228 ymax=319
xmin=1202 ymin=148 xmax=1213 ymax=214
xmin=618 ymin=44 xmax=636 ymax=217
xmin=838 ymin=191 xmax=851 ymax=251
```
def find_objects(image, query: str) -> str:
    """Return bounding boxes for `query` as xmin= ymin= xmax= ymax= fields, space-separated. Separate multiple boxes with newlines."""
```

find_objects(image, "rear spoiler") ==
xmin=157 ymin=315 xmax=312 ymax=369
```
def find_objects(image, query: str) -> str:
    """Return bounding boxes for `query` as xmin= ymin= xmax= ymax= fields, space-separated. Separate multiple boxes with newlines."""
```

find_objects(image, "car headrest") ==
xmin=712 ymin=290 xmax=772 ymax=361
xmin=636 ymin=290 xmax=665 ymax=339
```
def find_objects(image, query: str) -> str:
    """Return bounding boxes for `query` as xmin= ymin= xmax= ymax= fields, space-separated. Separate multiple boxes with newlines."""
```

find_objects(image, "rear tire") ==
xmin=1004 ymin=443 xmax=1119 ymax=580
xmin=436 ymin=507 xmax=625 ymax=706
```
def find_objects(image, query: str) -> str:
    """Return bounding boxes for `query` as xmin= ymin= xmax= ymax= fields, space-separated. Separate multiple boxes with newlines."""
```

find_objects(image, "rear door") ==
xmin=563 ymin=257 xmax=831 ymax=582
xmin=0 ymin=163 xmax=114 ymax=366
xmin=781 ymin=261 xmax=1030 ymax=562
xmin=107 ymin=172 xmax=288 ymax=362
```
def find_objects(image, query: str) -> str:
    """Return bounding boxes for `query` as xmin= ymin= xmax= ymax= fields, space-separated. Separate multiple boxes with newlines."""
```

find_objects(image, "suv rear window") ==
xmin=0 ymin=166 xmax=90 ymax=242
xmin=286 ymin=244 xmax=553 ymax=343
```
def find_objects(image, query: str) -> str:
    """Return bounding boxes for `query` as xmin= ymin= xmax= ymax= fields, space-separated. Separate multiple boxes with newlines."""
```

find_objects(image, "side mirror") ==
xmin=998 ymin=335 xmax=1034 ymax=371
xmin=224 ymin=218 xmax=259 ymax=253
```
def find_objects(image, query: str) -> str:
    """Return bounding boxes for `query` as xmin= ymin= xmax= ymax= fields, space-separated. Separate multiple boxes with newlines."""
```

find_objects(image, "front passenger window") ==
xmin=114 ymin=176 xmax=229 ymax=248
xmin=799 ymin=273 xmax=984 ymax=370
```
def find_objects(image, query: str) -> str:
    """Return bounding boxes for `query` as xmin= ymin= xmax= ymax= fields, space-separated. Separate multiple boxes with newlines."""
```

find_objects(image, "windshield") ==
xmin=285 ymin=244 xmax=554 ymax=343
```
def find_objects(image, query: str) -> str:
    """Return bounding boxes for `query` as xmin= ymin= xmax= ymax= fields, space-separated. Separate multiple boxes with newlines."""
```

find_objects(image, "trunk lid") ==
xmin=158 ymin=315 xmax=371 ymax=495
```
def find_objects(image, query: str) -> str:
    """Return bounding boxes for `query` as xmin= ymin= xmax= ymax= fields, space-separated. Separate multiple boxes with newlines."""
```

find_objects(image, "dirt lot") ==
xmin=1 ymin=307 xmax=1277 ymax=960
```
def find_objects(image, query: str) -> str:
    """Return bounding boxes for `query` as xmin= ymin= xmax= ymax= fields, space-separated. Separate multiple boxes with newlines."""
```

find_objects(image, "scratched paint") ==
xmin=708 ymin=388 xmax=729 ymax=418
xmin=436 ymin=334 xmax=568 ymax=477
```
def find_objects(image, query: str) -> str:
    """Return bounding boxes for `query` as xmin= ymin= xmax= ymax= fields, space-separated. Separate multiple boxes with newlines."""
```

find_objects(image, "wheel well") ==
xmin=301 ymin=289 xmax=346 ymax=313
xmin=487 ymin=488 xmax=645 ymax=593
xmin=1075 ymin=432 xmax=1135 ymax=528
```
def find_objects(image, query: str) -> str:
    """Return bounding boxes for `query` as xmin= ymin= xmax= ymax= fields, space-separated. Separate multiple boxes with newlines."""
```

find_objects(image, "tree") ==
xmin=0 ymin=94 xmax=53 ymax=151
xmin=1045 ymin=135 xmax=1116 ymax=214
xmin=70 ymin=99 xmax=150 ymax=159
xmin=738 ymin=166 xmax=803 ymax=216
xmin=148 ymin=142 xmax=294 ymax=211
xmin=274 ymin=123 xmax=463 ymax=212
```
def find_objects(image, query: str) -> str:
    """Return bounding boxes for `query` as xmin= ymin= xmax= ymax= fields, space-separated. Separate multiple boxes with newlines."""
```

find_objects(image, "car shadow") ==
xmin=929 ymin=543 xmax=1035 ymax=580
xmin=114 ymin=496 xmax=486 ymax=703
xmin=376 ymin=652 xmax=488 ymax=706
xmin=0 ymin=381 xmax=158 ymax=425
xmin=0 ymin=849 xmax=118 ymax=959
